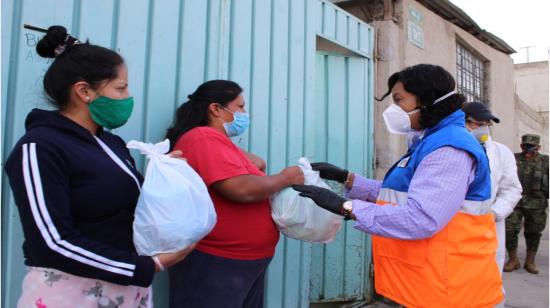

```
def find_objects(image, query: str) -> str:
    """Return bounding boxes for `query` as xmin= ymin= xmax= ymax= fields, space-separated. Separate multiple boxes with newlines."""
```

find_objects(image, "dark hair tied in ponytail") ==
xmin=166 ymin=80 xmax=243 ymax=147
xmin=36 ymin=25 xmax=80 ymax=58
xmin=377 ymin=64 xmax=466 ymax=129
xmin=32 ymin=25 xmax=124 ymax=109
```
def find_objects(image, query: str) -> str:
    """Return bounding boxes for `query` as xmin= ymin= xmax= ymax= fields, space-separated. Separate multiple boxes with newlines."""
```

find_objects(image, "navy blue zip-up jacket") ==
xmin=5 ymin=109 xmax=155 ymax=287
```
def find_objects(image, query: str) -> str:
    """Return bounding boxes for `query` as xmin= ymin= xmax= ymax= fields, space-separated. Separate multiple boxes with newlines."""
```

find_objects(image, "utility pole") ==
xmin=519 ymin=46 xmax=536 ymax=63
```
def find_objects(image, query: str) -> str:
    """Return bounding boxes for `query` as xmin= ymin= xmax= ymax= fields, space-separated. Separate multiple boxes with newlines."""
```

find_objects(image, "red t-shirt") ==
xmin=174 ymin=126 xmax=279 ymax=260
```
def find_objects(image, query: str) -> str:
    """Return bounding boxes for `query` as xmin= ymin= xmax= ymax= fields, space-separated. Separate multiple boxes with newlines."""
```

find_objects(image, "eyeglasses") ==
xmin=466 ymin=119 xmax=491 ymax=127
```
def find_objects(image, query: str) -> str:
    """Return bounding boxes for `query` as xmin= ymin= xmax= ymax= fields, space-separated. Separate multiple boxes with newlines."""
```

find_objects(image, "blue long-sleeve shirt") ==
xmin=346 ymin=146 xmax=476 ymax=240
xmin=4 ymin=109 xmax=155 ymax=287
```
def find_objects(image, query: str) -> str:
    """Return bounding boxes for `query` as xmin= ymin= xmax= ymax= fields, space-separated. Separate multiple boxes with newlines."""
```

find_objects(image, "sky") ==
xmin=449 ymin=0 xmax=550 ymax=63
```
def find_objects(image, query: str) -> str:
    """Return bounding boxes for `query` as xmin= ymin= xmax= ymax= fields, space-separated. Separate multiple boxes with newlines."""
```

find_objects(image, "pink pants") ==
xmin=17 ymin=267 xmax=152 ymax=308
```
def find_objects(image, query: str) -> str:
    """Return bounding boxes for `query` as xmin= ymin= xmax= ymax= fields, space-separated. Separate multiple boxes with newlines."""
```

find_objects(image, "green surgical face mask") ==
xmin=88 ymin=96 xmax=134 ymax=129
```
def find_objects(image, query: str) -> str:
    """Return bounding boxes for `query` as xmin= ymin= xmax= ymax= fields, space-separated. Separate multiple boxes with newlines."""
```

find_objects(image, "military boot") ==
xmin=503 ymin=250 xmax=521 ymax=272
xmin=524 ymin=250 xmax=539 ymax=274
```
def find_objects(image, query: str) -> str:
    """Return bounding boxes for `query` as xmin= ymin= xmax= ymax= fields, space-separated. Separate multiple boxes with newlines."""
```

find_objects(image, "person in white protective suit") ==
xmin=462 ymin=102 xmax=523 ymax=307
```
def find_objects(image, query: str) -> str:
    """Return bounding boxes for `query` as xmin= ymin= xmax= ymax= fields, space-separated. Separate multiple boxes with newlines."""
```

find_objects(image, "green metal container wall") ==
xmin=309 ymin=52 xmax=374 ymax=304
xmin=1 ymin=0 xmax=374 ymax=307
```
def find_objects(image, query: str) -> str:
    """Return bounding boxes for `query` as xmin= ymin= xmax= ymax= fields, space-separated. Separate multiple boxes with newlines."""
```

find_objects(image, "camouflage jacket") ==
xmin=515 ymin=152 xmax=549 ymax=208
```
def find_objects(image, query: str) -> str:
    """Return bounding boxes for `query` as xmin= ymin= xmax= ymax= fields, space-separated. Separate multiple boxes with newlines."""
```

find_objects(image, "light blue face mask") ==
xmin=219 ymin=105 xmax=250 ymax=137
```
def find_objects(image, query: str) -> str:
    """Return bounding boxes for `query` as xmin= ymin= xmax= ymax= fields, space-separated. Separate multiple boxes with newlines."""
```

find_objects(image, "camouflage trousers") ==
xmin=505 ymin=206 xmax=548 ymax=252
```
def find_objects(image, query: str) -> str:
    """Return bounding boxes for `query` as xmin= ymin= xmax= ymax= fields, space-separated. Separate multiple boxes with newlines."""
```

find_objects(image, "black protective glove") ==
xmin=311 ymin=162 xmax=349 ymax=183
xmin=292 ymin=184 xmax=346 ymax=216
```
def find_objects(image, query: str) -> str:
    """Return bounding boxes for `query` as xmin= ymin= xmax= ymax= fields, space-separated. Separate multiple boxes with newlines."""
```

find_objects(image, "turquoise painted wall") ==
xmin=309 ymin=51 xmax=374 ymax=303
xmin=1 ymin=0 xmax=374 ymax=307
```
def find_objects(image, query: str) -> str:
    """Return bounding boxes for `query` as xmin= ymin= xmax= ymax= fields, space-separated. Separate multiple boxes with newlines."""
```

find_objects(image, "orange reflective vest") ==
xmin=372 ymin=197 xmax=503 ymax=307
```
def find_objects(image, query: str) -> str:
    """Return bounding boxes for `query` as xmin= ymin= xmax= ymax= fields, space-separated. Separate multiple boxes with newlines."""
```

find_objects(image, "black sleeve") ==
xmin=543 ymin=155 xmax=549 ymax=199
xmin=5 ymin=141 xmax=155 ymax=286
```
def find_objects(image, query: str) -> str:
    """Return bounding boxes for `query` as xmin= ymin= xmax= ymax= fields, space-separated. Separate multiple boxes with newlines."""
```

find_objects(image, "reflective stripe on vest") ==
xmin=377 ymin=187 xmax=493 ymax=215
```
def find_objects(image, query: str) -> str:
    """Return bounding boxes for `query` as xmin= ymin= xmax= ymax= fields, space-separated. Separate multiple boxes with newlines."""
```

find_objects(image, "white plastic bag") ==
xmin=127 ymin=139 xmax=216 ymax=256
xmin=271 ymin=157 xmax=342 ymax=243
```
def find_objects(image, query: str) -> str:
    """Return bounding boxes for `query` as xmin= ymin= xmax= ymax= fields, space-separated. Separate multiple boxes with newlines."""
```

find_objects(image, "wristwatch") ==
xmin=342 ymin=201 xmax=353 ymax=220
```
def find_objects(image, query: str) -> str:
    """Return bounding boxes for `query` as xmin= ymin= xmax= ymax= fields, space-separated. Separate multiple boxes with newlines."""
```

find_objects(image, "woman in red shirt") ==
xmin=166 ymin=80 xmax=304 ymax=308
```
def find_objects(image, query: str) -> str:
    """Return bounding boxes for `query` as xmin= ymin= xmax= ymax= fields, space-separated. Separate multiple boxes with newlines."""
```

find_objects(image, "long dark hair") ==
xmin=166 ymin=80 xmax=243 ymax=147
xmin=378 ymin=64 xmax=466 ymax=128
xmin=35 ymin=25 xmax=124 ymax=109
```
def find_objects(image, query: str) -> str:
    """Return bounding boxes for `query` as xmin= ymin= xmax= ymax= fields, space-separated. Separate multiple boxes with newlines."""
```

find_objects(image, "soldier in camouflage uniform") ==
xmin=504 ymin=134 xmax=549 ymax=274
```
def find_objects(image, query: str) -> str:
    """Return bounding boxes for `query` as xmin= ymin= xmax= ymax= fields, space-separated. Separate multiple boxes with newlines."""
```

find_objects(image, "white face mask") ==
xmin=382 ymin=104 xmax=420 ymax=135
xmin=470 ymin=125 xmax=490 ymax=144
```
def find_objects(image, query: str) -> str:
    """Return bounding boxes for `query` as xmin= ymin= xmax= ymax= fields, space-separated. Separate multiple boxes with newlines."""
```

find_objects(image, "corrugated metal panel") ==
xmin=1 ymin=0 xmax=374 ymax=307
xmin=309 ymin=52 xmax=374 ymax=303
xmin=316 ymin=0 xmax=371 ymax=57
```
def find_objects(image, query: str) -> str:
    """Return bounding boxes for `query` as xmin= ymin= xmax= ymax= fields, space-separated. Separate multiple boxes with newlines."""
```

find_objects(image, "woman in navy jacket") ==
xmin=5 ymin=25 xmax=192 ymax=307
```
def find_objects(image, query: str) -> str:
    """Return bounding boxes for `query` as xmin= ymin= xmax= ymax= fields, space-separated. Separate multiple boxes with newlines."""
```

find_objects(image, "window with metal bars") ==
xmin=456 ymin=42 xmax=488 ymax=103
